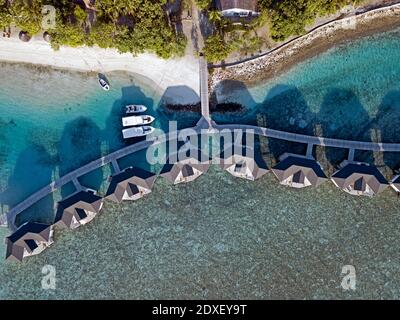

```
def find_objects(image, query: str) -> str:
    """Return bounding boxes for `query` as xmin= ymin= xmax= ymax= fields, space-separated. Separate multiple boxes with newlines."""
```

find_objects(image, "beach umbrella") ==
xmin=18 ymin=31 xmax=31 ymax=42
xmin=43 ymin=31 xmax=52 ymax=42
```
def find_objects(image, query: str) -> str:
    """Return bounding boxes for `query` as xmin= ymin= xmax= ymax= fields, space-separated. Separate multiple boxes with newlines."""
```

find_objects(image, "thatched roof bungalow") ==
xmin=160 ymin=149 xmax=210 ymax=184
xmin=331 ymin=161 xmax=388 ymax=197
xmin=217 ymin=146 xmax=268 ymax=181
xmin=6 ymin=222 xmax=54 ymax=262
xmin=272 ymin=153 xmax=327 ymax=188
xmin=105 ymin=166 xmax=156 ymax=203
xmin=54 ymin=190 xmax=103 ymax=229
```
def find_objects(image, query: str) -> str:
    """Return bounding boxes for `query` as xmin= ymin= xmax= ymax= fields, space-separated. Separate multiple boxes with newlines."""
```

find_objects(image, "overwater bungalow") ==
xmin=217 ymin=147 xmax=268 ymax=181
xmin=272 ymin=153 xmax=327 ymax=188
xmin=331 ymin=161 xmax=388 ymax=197
xmin=54 ymin=190 xmax=103 ymax=229
xmin=160 ymin=149 xmax=210 ymax=185
xmin=5 ymin=222 xmax=54 ymax=262
xmin=105 ymin=166 xmax=157 ymax=203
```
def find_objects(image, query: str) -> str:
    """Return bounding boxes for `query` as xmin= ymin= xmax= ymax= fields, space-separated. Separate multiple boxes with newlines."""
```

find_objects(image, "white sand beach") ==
xmin=0 ymin=36 xmax=200 ymax=102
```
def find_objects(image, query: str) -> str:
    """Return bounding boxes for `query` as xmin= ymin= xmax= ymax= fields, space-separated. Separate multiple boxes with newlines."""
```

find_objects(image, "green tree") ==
xmin=195 ymin=0 xmax=211 ymax=10
xmin=74 ymin=5 xmax=88 ymax=26
xmin=1 ymin=0 xmax=187 ymax=59
xmin=208 ymin=10 xmax=222 ymax=24
xmin=49 ymin=12 xmax=86 ymax=50
xmin=0 ymin=1 xmax=12 ymax=29
xmin=203 ymin=34 xmax=233 ymax=62
xmin=258 ymin=0 xmax=364 ymax=41
xmin=11 ymin=0 xmax=43 ymax=35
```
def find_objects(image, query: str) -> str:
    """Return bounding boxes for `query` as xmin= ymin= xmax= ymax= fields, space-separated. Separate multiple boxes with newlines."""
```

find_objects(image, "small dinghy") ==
xmin=125 ymin=104 xmax=147 ymax=114
xmin=122 ymin=115 xmax=155 ymax=127
xmin=122 ymin=126 xmax=155 ymax=139
xmin=98 ymin=78 xmax=110 ymax=91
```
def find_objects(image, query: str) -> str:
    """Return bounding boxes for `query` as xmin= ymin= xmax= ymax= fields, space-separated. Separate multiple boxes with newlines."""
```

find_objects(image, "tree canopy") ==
xmin=202 ymin=0 xmax=365 ymax=62
xmin=259 ymin=0 xmax=364 ymax=41
xmin=0 ymin=0 xmax=186 ymax=59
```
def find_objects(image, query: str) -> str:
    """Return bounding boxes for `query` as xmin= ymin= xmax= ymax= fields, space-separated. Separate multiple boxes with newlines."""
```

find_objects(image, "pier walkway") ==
xmin=4 ymin=54 xmax=400 ymax=232
xmin=215 ymin=124 xmax=400 ymax=152
xmin=3 ymin=128 xmax=200 ymax=231
xmin=0 ymin=214 xmax=7 ymax=228
xmin=4 ymin=123 xmax=400 ymax=231
xmin=199 ymin=55 xmax=210 ymax=121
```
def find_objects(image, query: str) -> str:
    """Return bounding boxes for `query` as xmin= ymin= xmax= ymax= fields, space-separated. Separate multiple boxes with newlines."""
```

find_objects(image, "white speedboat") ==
xmin=122 ymin=115 xmax=155 ymax=127
xmin=122 ymin=126 xmax=155 ymax=139
xmin=98 ymin=78 xmax=110 ymax=91
xmin=125 ymin=105 xmax=147 ymax=114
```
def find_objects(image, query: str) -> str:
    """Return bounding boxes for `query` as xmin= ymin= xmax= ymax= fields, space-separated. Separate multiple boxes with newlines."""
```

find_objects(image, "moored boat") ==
xmin=98 ymin=78 xmax=110 ymax=91
xmin=122 ymin=115 xmax=155 ymax=127
xmin=122 ymin=126 xmax=155 ymax=139
xmin=125 ymin=105 xmax=147 ymax=114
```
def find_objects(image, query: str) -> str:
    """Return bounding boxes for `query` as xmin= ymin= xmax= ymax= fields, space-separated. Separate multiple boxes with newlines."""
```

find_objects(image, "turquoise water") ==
xmin=0 ymin=65 xmax=200 ymax=226
xmin=214 ymin=27 xmax=400 ymax=143
xmin=1 ymin=27 xmax=400 ymax=299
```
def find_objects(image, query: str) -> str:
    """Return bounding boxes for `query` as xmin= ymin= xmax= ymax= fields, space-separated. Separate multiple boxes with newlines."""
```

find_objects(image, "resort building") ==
xmin=331 ymin=161 xmax=388 ymax=197
xmin=54 ymin=190 xmax=103 ymax=229
xmin=217 ymin=147 xmax=268 ymax=181
xmin=5 ymin=222 xmax=54 ymax=262
xmin=105 ymin=166 xmax=157 ymax=203
xmin=390 ymin=174 xmax=400 ymax=193
xmin=215 ymin=0 xmax=259 ymax=18
xmin=272 ymin=153 xmax=327 ymax=188
xmin=160 ymin=149 xmax=210 ymax=184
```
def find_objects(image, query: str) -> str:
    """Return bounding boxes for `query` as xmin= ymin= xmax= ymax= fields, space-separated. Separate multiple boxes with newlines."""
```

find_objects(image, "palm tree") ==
xmin=208 ymin=10 xmax=222 ymax=24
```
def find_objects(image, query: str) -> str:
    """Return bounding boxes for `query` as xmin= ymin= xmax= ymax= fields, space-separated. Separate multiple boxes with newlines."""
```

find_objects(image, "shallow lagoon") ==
xmin=0 ymin=65 xmax=201 ymax=225
xmin=1 ymin=27 xmax=400 ymax=299
xmin=1 ymin=170 xmax=400 ymax=299
xmin=213 ymin=27 xmax=400 ymax=143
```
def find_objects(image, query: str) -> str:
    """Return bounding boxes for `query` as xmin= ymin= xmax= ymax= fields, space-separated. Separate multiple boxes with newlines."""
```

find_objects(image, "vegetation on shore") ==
xmin=202 ymin=0 xmax=365 ymax=62
xmin=0 ymin=0 xmax=370 ymax=62
xmin=0 ymin=0 xmax=186 ymax=59
xmin=260 ymin=0 xmax=364 ymax=41
xmin=194 ymin=0 xmax=212 ymax=10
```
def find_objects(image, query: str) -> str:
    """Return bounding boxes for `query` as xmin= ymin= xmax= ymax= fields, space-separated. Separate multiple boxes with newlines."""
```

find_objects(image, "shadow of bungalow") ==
xmin=5 ymin=145 xmax=400 ymax=262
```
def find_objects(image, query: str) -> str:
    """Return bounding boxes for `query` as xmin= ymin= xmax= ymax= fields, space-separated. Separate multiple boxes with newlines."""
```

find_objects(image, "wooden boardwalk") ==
xmin=4 ymin=123 xmax=400 ymax=231
xmin=199 ymin=56 xmax=210 ymax=120
xmin=2 ymin=128 xmax=200 ymax=231
xmin=4 ymin=55 xmax=400 ymax=232
xmin=0 ymin=214 xmax=7 ymax=228
xmin=215 ymin=124 xmax=400 ymax=152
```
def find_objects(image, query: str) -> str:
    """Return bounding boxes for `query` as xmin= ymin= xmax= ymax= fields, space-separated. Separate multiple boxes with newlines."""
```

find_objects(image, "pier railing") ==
xmin=3 ymin=122 xmax=400 ymax=231
xmin=2 ymin=128 xmax=201 ymax=231
xmin=4 ymin=50 xmax=400 ymax=232
xmin=215 ymin=124 xmax=400 ymax=152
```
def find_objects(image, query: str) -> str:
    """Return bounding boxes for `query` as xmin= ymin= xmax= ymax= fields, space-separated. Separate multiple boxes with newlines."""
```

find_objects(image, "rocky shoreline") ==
xmin=210 ymin=3 xmax=400 ymax=90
